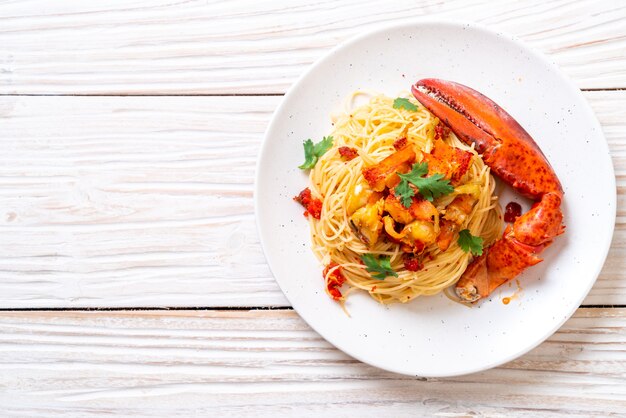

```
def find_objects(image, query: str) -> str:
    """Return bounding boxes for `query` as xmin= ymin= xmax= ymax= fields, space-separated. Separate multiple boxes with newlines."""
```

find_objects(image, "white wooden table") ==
xmin=1 ymin=1 xmax=625 ymax=416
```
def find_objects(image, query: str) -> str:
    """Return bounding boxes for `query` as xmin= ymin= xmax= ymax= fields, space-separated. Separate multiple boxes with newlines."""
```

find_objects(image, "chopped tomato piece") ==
xmin=323 ymin=262 xmax=347 ymax=301
xmin=434 ymin=122 xmax=451 ymax=141
xmin=338 ymin=146 xmax=358 ymax=161
xmin=306 ymin=199 xmax=322 ymax=219
xmin=294 ymin=188 xmax=311 ymax=206
xmin=403 ymin=254 xmax=423 ymax=271
xmin=504 ymin=201 xmax=522 ymax=223
xmin=294 ymin=188 xmax=323 ymax=219
xmin=393 ymin=137 xmax=408 ymax=150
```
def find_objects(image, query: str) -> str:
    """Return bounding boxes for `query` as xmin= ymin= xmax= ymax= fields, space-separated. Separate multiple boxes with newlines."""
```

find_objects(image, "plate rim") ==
xmin=254 ymin=18 xmax=617 ymax=377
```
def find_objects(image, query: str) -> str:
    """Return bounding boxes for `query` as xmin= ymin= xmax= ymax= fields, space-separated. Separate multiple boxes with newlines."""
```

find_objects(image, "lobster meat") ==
xmin=411 ymin=78 xmax=565 ymax=302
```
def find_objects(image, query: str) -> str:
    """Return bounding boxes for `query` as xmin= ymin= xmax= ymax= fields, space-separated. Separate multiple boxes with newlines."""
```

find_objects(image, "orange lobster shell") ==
xmin=412 ymin=79 xmax=565 ymax=302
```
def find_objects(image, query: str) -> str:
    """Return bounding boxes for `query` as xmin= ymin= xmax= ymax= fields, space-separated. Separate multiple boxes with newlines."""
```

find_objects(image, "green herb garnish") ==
xmin=393 ymin=97 xmax=418 ymax=111
xmin=361 ymin=254 xmax=398 ymax=280
xmin=458 ymin=229 xmax=484 ymax=256
xmin=299 ymin=136 xmax=334 ymax=169
xmin=395 ymin=162 xmax=454 ymax=207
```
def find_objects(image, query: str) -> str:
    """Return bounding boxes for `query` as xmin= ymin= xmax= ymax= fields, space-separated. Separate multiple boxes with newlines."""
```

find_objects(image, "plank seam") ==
xmin=0 ymin=305 xmax=621 ymax=312
xmin=0 ymin=88 xmax=623 ymax=97
xmin=0 ymin=93 xmax=286 ymax=97
xmin=0 ymin=306 xmax=295 ymax=311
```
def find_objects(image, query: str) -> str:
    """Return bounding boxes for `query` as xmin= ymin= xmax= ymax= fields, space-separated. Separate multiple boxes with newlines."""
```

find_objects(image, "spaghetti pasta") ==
xmin=302 ymin=92 xmax=502 ymax=305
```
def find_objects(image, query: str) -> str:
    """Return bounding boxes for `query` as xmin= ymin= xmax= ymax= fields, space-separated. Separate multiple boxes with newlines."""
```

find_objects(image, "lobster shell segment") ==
xmin=411 ymin=79 xmax=562 ymax=199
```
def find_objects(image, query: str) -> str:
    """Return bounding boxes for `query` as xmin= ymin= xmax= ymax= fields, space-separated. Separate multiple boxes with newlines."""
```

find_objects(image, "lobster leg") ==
xmin=412 ymin=79 xmax=565 ymax=303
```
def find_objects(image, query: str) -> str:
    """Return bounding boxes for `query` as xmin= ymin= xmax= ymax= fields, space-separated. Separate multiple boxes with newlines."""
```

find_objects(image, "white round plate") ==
xmin=255 ymin=20 xmax=615 ymax=377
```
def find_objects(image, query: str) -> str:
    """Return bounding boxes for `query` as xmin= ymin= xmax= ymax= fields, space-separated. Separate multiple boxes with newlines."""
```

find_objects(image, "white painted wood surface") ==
xmin=0 ymin=0 xmax=625 ymax=94
xmin=1 ymin=1 xmax=625 ymax=415
xmin=0 ymin=96 xmax=279 ymax=308
xmin=0 ymin=308 xmax=624 ymax=417
xmin=0 ymin=92 xmax=624 ymax=307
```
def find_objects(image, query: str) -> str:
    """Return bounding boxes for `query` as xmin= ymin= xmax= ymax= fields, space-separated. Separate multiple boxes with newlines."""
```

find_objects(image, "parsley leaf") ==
xmin=299 ymin=139 xmax=315 ymax=169
xmin=299 ymin=136 xmax=334 ymax=169
xmin=394 ymin=175 xmax=417 ymax=207
xmin=458 ymin=229 xmax=484 ymax=256
xmin=361 ymin=254 xmax=398 ymax=280
xmin=314 ymin=135 xmax=333 ymax=156
xmin=395 ymin=162 xmax=454 ymax=207
xmin=393 ymin=97 xmax=418 ymax=112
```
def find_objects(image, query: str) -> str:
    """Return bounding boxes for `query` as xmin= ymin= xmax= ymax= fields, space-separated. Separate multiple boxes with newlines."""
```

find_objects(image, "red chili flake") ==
xmin=323 ymin=262 xmax=347 ymax=301
xmin=338 ymin=146 xmax=358 ymax=161
xmin=293 ymin=188 xmax=323 ymax=219
xmin=403 ymin=255 xmax=423 ymax=272
xmin=434 ymin=122 xmax=450 ymax=141
xmin=504 ymin=201 xmax=522 ymax=223
xmin=393 ymin=137 xmax=408 ymax=150
xmin=371 ymin=285 xmax=377 ymax=292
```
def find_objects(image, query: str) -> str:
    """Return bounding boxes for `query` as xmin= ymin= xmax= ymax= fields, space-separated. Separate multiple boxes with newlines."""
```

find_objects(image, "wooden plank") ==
xmin=0 ymin=95 xmax=285 ymax=308
xmin=587 ymin=90 xmax=626 ymax=306
xmin=0 ymin=0 xmax=624 ymax=95
xmin=0 ymin=92 xmax=624 ymax=308
xmin=0 ymin=308 xmax=623 ymax=416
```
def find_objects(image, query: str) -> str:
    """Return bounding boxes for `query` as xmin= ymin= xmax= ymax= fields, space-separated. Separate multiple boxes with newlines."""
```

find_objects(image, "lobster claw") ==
xmin=412 ymin=79 xmax=562 ymax=199
xmin=411 ymin=79 xmax=565 ymax=302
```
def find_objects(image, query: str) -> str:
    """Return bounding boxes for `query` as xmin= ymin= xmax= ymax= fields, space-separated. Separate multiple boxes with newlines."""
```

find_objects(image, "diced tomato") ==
xmin=393 ymin=137 xmax=408 ymax=150
xmin=293 ymin=188 xmax=323 ymax=220
xmin=323 ymin=262 xmax=347 ymax=301
xmin=504 ymin=201 xmax=522 ymax=223
xmin=327 ymin=287 xmax=342 ymax=300
xmin=294 ymin=188 xmax=311 ymax=205
xmin=307 ymin=199 xmax=322 ymax=219
xmin=403 ymin=255 xmax=423 ymax=271
xmin=338 ymin=146 xmax=358 ymax=161
xmin=434 ymin=122 xmax=451 ymax=141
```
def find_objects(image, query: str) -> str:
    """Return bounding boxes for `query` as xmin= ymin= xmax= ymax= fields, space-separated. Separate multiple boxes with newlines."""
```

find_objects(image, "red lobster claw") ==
xmin=412 ymin=79 xmax=565 ymax=302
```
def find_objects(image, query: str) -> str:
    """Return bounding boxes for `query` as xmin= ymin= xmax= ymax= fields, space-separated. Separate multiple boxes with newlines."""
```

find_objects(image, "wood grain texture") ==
xmin=0 ymin=0 xmax=625 ymax=94
xmin=0 ymin=2 xmax=623 ymax=414
xmin=0 ymin=92 xmax=624 ymax=308
xmin=0 ymin=308 xmax=623 ymax=417
xmin=0 ymin=95 xmax=283 ymax=307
